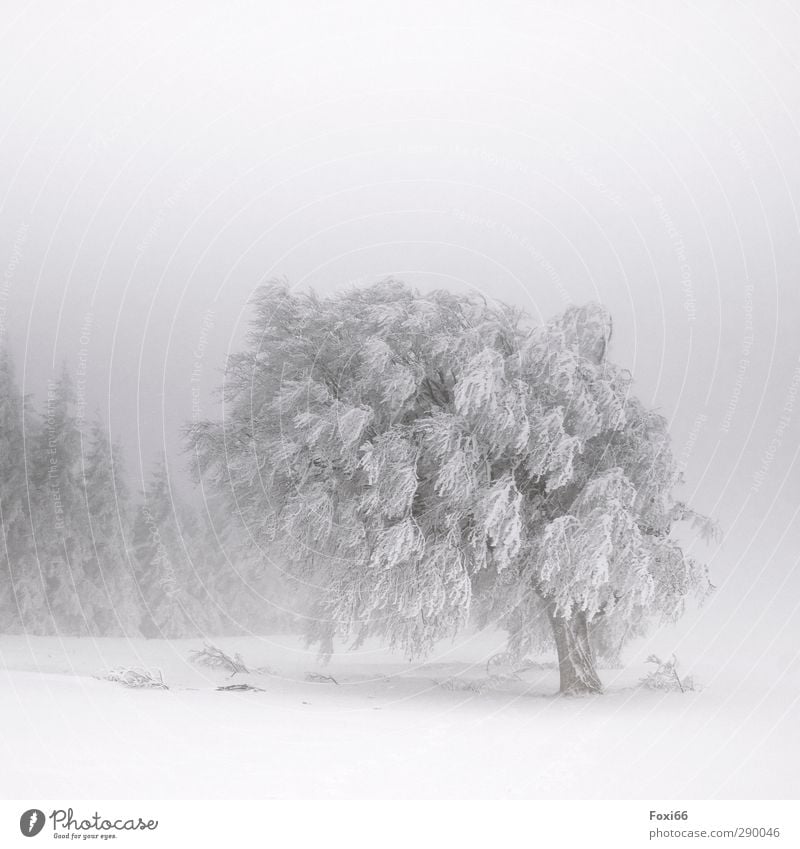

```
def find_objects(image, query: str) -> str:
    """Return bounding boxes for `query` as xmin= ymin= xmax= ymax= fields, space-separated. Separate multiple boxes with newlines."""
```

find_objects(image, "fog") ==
xmin=1 ymin=1 xmax=799 ymax=678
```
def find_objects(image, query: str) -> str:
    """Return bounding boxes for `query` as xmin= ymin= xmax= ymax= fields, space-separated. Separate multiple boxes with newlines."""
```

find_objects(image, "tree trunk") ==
xmin=545 ymin=603 xmax=603 ymax=695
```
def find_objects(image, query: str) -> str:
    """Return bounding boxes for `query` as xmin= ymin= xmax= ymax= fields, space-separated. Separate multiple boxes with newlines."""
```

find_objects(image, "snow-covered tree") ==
xmin=0 ymin=348 xmax=43 ymax=632
xmin=191 ymin=280 xmax=716 ymax=694
xmin=132 ymin=461 xmax=221 ymax=638
xmin=2 ymin=359 xmax=144 ymax=635
xmin=28 ymin=366 xmax=105 ymax=635
xmin=192 ymin=491 xmax=301 ymax=635
xmin=79 ymin=420 xmax=142 ymax=635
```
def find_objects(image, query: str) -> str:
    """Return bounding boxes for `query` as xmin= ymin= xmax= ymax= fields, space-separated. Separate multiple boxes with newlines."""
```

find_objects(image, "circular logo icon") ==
xmin=19 ymin=809 xmax=46 ymax=837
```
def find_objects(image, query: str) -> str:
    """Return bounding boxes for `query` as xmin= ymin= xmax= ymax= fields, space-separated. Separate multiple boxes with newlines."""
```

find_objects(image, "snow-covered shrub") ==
xmin=102 ymin=667 xmax=168 ymax=689
xmin=437 ymin=677 xmax=486 ymax=693
xmin=640 ymin=654 xmax=696 ymax=692
xmin=189 ymin=643 xmax=250 ymax=675
xmin=486 ymin=651 xmax=556 ymax=680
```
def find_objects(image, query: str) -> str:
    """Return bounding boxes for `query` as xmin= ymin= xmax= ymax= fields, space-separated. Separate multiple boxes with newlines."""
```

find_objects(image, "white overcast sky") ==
xmin=1 ymin=0 xmax=799 ymax=668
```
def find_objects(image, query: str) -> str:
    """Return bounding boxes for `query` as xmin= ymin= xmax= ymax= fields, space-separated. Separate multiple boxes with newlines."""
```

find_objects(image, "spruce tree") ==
xmin=0 ymin=348 xmax=43 ymax=632
xmin=28 ymin=365 xmax=102 ymax=634
xmin=132 ymin=461 xmax=219 ymax=638
xmin=80 ymin=419 xmax=142 ymax=635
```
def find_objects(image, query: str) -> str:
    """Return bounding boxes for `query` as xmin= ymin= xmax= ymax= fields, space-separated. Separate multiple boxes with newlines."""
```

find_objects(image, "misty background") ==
xmin=1 ymin=2 xmax=799 ymax=684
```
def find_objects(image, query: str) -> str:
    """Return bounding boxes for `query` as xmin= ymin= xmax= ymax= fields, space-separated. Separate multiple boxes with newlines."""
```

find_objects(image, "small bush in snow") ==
xmin=438 ymin=677 xmax=486 ymax=693
xmin=189 ymin=643 xmax=250 ymax=675
xmin=486 ymin=651 xmax=557 ymax=683
xmin=640 ymin=654 xmax=696 ymax=693
xmin=103 ymin=667 xmax=168 ymax=689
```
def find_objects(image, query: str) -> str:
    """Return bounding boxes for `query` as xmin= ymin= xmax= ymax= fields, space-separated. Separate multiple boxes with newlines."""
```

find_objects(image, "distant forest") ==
xmin=0 ymin=348 xmax=293 ymax=638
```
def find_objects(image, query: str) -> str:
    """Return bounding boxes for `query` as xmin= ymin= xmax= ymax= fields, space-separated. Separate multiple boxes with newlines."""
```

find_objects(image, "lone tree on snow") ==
xmin=191 ymin=281 xmax=716 ymax=695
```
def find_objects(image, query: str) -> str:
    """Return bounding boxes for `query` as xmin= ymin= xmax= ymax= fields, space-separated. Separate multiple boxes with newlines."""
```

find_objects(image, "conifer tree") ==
xmin=132 ymin=461 xmax=219 ymax=638
xmin=193 ymin=281 xmax=716 ymax=694
xmin=195 ymin=491 xmax=302 ymax=635
xmin=0 ymin=348 xmax=43 ymax=632
xmin=29 ymin=365 xmax=104 ymax=634
xmin=80 ymin=419 xmax=142 ymax=635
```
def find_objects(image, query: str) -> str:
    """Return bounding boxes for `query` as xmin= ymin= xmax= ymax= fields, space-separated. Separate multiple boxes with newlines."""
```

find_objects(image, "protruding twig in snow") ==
xmin=305 ymin=672 xmax=339 ymax=685
xmin=189 ymin=643 xmax=251 ymax=676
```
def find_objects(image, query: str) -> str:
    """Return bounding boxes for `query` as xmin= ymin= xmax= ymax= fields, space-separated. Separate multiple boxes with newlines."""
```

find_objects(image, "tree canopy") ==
xmin=192 ymin=280 xmax=716 ymax=693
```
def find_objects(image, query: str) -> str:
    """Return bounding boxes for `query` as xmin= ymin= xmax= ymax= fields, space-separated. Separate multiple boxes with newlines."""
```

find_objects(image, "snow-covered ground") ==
xmin=1 ymin=631 xmax=796 ymax=799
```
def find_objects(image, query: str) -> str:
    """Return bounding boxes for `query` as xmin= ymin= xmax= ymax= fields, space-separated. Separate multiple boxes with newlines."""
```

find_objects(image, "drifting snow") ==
xmin=1 ymin=632 xmax=795 ymax=799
